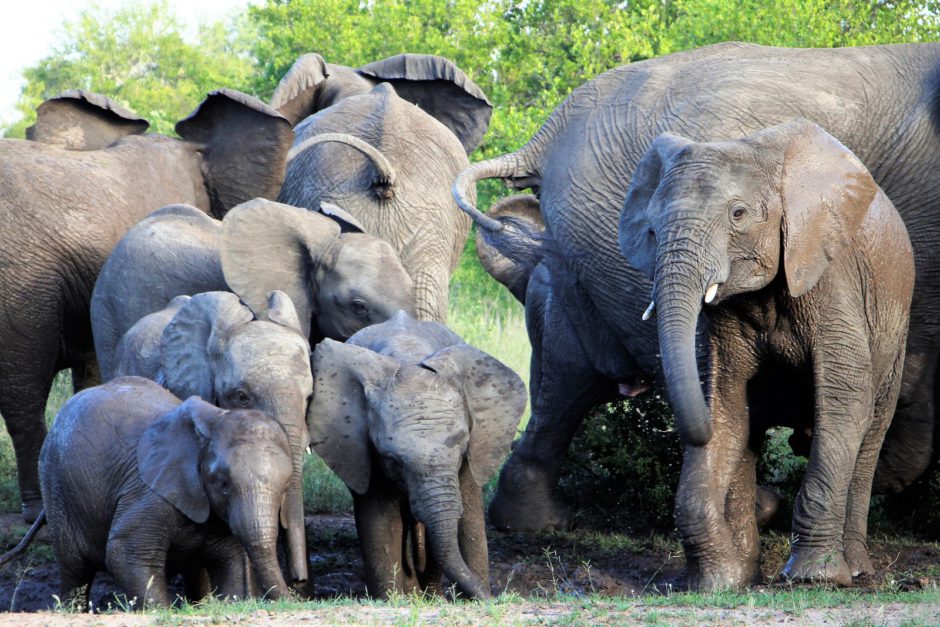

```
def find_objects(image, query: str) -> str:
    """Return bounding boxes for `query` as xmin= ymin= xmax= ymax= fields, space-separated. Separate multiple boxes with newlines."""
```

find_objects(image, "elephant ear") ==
xmin=26 ymin=89 xmax=149 ymax=150
xmin=356 ymin=54 xmax=493 ymax=154
xmin=159 ymin=292 xmax=253 ymax=401
xmin=420 ymin=344 xmax=527 ymax=485
xmin=319 ymin=201 xmax=365 ymax=233
xmin=176 ymin=89 xmax=294 ymax=219
xmin=138 ymin=396 xmax=224 ymax=523
xmin=113 ymin=295 xmax=191 ymax=379
xmin=270 ymin=53 xmax=330 ymax=126
xmin=475 ymin=194 xmax=546 ymax=304
xmin=221 ymin=198 xmax=341 ymax=339
xmin=308 ymin=339 xmax=400 ymax=495
xmin=618 ymin=133 xmax=693 ymax=280
xmin=775 ymin=120 xmax=878 ymax=297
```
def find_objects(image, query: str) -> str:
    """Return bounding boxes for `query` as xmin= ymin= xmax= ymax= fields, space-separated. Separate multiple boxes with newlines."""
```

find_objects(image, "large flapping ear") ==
xmin=221 ymin=198 xmax=341 ymax=339
xmin=26 ymin=89 xmax=149 ymax=150
xmin=138 ymin=396 xmax=224 ymax=523
xmin=618 ymin=132 xmax=694 ymax=280
xmin=475 ymin=194 xmax=546 ymax=304
xmin=772 ymin=119 xmax=878 ymax=297
xmin=270 ymin=53 xmax=330 ymax=126
xmin=160 ymin=292 xmax=253 ymax=401
xmin=308 ymin=339 xmax=400 ymax=494
xmin=176 ymin=89 xmax=294 ymax=218
xmin=356 ymin=53 xmax=493 ymax=154
xmin=421 ymin=344 xmax=527 ymax=485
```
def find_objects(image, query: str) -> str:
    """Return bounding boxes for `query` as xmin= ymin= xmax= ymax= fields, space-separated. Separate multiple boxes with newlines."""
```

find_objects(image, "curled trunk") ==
xmin=452 ymin=152 xmax=529 ymax=232
xmin=655 ymin=267 xmax=712 ymax=447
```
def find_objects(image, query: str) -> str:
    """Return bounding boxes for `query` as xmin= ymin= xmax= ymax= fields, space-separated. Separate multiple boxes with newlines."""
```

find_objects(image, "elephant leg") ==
xmin=352 ymin=480 xmax=411 ymax=598
xmin=205 ymin=542 xmax=253 ymax=600
xmin=105 ymin=547 xmax=171 ymax=608
xmin=782 ymin=339 xmax=872 ymax=586
xmin=56 ymin=553 xmax=95 ymax=611
xmin=71 ymin=357 xmax=101 ymax=392
xmin=676 ymin=360 xmax=759 ymax=590
xmin=873 ymin=349 xmax=937 ymax=493
xmin=488 ymin=299 xmax=613 ymax=532
xmin=182 ymin=566 xmax=212 ymax=602
xmin=457 ymin=462 xmax=489 ymax=594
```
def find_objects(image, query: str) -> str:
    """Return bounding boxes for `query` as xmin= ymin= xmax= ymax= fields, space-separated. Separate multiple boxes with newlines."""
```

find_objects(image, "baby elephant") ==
xmin=309 ymin=311 xmax=527 ymax=600
xmin=40 ymin=377 xmax=294 ymax=607
xmin=619 ymin=119 xmax=914 ymax=588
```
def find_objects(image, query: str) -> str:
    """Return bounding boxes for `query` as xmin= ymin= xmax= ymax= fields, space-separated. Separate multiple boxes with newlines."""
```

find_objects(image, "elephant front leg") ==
xmin=352 ymin=483 xmax=413 ymax=598
xmin=676 ymin=367 xmax=760 ymax=590
xmin=782 ymin=341 xmax=873 ymax=586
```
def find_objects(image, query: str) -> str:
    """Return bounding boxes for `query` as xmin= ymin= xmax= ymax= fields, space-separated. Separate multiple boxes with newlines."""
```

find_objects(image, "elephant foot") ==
xmin=487 ymin=458 xmax=572 ymax=532
xmin=21 ymin=498 xmax=42 ymax=524
xmin=755 ymin=485 xmax=783 ymax=529
xmin=781 ymin=546 xmax=852 ymax=586
xmin=685 ymin=560 xmax=754 ymax=591
xmin=844 ymin=540 xmax=874 ymax=578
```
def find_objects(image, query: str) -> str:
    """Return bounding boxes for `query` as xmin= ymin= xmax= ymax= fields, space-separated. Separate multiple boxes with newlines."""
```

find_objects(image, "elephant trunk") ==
xmin=288 ymin=132 xmax=397 ymax=195
xmin=281 ymin=421 xmax=309 ymax=583
xmin=412 ymin=475 xmax=490 ymax=600
xmin=232 ymin=493 xmax=290 ymax=599
xmin=654 ymin=259 xmax=712 ymax=447
xmin=452 ymin=152 xmax=529 ymax=232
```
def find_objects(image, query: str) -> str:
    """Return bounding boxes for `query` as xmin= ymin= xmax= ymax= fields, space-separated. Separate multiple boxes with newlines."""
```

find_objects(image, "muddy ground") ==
xmin=0 ymin=510 xmax=936 ymax=618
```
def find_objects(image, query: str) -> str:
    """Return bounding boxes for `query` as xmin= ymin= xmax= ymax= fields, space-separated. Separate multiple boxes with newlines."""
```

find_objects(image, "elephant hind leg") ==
xmin=57 ymin=557 xmax=96 ymax=611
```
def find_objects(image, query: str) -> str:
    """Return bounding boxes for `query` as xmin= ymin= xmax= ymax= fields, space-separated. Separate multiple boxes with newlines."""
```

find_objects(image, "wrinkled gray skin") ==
xmin=40 ymin=377 xmax=293 ymax=608
xmin=309 ymin=311 xmax=527 ymax=600
xmin=92 ymin=198 xmax=416 ymax=379
xmin=113 ymin=290 xmax=313 ymax=585
xmin=618 ymin=120 xmax=914 ymax=588
xmin=453 ymin=43 xmax=940 ymax=542
xmin=0 ymin=89 xmax=293 ymax=522
xmin=272 ymin=53 xmax=493 ymax=322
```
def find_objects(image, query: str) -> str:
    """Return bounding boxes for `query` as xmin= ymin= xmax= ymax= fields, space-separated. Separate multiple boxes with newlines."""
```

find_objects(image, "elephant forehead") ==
xmin=379 ymin=368 xmax=464 ymax=417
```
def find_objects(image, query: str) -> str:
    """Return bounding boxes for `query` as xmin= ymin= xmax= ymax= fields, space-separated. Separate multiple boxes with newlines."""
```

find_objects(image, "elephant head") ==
xmin=220 ymin=198 xmax=415 ymax=341
xmin=138 ymin=396 xmax=294 ymax=599
xmin=154 ymin=291 xmax=313 ymax=584
xmin=308 ymin=318 xmax=527 ymax=599
xmin=617 ymin=119 xmax=878 ymax=447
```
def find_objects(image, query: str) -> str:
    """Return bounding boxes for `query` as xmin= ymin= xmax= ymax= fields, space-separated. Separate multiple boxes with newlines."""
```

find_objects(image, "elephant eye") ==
xmin=351 ymin=299 xmax=369 ymax=318
xmin=730 ymin=204 xmax=748 ymax=221
xmin=215 ymin=476 xmax=231 ymax=496
xmin=234 ymin=388 xmax=251 ymax=408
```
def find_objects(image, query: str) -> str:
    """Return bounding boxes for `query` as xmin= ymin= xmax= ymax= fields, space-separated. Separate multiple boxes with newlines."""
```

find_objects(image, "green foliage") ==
xmin=2 ymin=0 xmax=254 ymax=138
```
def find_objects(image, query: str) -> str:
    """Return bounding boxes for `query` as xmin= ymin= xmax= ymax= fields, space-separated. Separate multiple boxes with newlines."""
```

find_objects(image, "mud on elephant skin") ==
xmin=308 ymin=311 xmax=527 ymax=600
xmin=272 ymin=52 xmax=493 ymax=323
xmin=91 ymin=198 xmax=415 ymax=381
xmin=453 ymin=42 xmax=940 ymax=535
xmin=619 ymin=120 xmax=914 ymax=589
xmin=112 ymin=290 xmax=313 ymax=584
xmin=0 ymin=89 xmax=293 ymax=523
xmin=35 ymin=377 xmax=295 ymax=607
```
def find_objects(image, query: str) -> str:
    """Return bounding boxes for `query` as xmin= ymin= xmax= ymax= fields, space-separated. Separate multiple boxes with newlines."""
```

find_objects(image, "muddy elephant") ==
xmin=112 ymin=290 xmax=312 ymax=584
xmin=453 ymin=42 xmax=940 ymax=538
xmin=91 ymin=198 xmax=415 ymax=379
xmin=618 ymin=120 xmax=914 ymax=588
xmin=0 ymin=89 xmax=293 ymax=521
xmin=309 ymin=311 xmax=527 ymax=599
xmin=38 ymin=377 xmax=294 ymax=607
xmin=272 ymin=52 xmax=493 ymax=322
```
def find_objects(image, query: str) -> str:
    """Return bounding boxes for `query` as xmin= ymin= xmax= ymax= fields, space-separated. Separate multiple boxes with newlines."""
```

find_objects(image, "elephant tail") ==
xmin=287 ymin=132 xmax=397 ymax=198
xmin=0 ymin=510 xmax=46 ymax=569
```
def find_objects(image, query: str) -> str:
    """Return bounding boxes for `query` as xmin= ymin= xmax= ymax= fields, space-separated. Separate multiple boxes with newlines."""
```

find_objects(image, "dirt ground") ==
xmin=0 ymin=512 xmax=936 ymax=623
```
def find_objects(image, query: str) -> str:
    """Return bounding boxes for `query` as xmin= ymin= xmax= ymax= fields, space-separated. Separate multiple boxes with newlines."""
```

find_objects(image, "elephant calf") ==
xmin=38 ymin=377 xmax=295 ymax=608
xmin=308 ymin=311 xmax=527 ymax=600
xmin=618 ymin=119 xmax=915 ymax=588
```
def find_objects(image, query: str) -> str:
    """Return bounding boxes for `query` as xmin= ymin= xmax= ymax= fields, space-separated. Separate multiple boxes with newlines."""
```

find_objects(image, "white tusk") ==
xmin=642 ymin=301 xmax=656 ymax=321
xmin=704 ymin=284 xmax=719 ymax=304
xmin=305 ymin=446 xmax=311 ymax=455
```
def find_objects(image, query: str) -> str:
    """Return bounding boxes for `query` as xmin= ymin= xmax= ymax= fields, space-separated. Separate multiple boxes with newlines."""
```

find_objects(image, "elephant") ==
xmin=452 ymin=42 xmax=940 ymax=537
xmin=308 ymin=311 xmax=527 ymax=600
xmin=271 ymin=52 xmax=493 ymax=322
xmin=38 ymin=377 xmax=295 ymax=607
xmin=112 ymin=290 xmax=313 ymax=585
xmin=618 ymin=120 xmax=914 ymax=588
xmin=91 ymin=197 xmax=416 ymax=380
xmin=0 ymin=88 xmax=293 ymax=522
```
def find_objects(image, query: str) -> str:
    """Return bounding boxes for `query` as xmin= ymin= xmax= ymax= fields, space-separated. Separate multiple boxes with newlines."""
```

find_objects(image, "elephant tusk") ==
xmin=305 ymin=446 xmax=311 ymax=455
xmin=704 ymin=283 xmax=719 ymax=304
xmin=642 ymin=300 xmax=656 ymax=321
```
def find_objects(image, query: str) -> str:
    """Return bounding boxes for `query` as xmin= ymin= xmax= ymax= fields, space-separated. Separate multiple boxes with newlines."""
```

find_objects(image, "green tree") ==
xmin=2 ymin=0 xmax=255 ymax=138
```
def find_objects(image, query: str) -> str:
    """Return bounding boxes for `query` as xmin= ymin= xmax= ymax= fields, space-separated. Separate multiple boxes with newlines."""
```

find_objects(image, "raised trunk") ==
xmin=412 ymin=476 xmax=490 ymax=600
xmin=655 ymin=266 xmax=712 ymax=447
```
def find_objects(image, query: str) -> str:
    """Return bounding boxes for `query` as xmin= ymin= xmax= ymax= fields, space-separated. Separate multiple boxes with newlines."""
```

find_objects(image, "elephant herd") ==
xmin=0 ymin=41 xmax=937 ymax=606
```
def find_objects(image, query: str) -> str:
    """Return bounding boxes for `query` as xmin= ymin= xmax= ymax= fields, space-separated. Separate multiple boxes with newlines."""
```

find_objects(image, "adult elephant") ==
xmin=0 ymin=89 xmax=293 ymax=522
xmin=453 ymin=42 xmax=940 ymax=537
xmin=272 ymin=52 xmax=492 ymax=322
